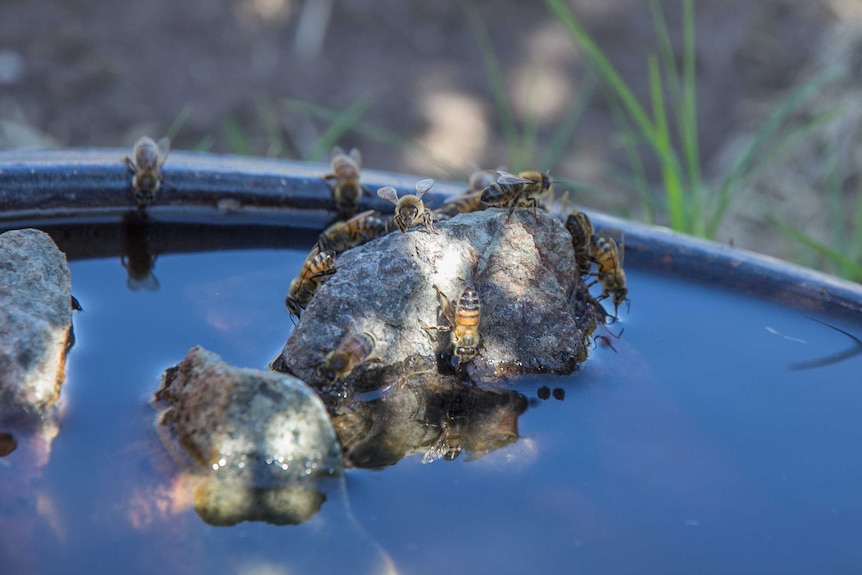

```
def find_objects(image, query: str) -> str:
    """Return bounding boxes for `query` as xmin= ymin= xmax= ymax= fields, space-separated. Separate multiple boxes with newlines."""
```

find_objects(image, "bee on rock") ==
xmin=377 ymin=178 xmax=437 ymax=234
xmin=423 ymin=285 xmax=482 ymax=368
xmin=285 ymin=248 xmax=337 ymax=323
xmin=564 ymin=210 xmax=595 ymax=276
xmin=589 ymin=236 xmax=629 ymax=319
xmin=318 ymin=330 xmax=382 ymax=383
xmin=480 ymin=170 xmax=552 ymax=219
xmin=317 ymin=210 xmax=390 ymax=254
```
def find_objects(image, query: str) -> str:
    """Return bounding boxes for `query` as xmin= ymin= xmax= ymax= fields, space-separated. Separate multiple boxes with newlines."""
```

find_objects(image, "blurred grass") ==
xmin=545 ymin=0 xmax=841 ymax=241
xmin=156 ymin=2 xmax=861 ymax=282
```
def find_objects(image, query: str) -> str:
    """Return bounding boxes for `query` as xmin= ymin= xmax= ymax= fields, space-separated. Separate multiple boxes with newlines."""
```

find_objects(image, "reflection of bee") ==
xmin=317 ymin=210 xmax=389 ymax=254
xmin=480 ymin=170 xmax=552 ymax=218
xmin=121 ymin=210 xmax=159 ymax=291
xmin=377 ymin=178 xmax=437 ymax=234
xmin=564 ymin=210 xmax=595 ymax=276
xmin=318 ymin=330 xmax=381 ymax=383
xmin=423 ymin=285 xmax=481 ymax=367
xmin=589 ymin=236 xmax=629 ymax=318
xmin=124 ymin=136 xmax=170 ymax=208
xmin=285 ymin=248 xmax=337 ymax=322
xmin=323 ymin=146 xmax=364 ymax=217
xmin=422 ymin=417 xmax=464 ymax=463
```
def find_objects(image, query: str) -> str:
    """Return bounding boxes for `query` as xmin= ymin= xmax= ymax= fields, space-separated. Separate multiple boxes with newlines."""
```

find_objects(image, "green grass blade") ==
xmin=166 ymin=103 xmax=194 ymax=142
xmin=545 ymin=0 xmax=656 ymax=145
xmin=255 ymin=98 xmax=287 ymax=158
xmin=193 ymin=135 xmax=215 ymax=152
xmin=539 ymin=69 xmax=597 ymax=171
xmin=606 ymin=88 xmax=654 ymax=224
xmin=680 ymin=0 xmax=701 ymax=203
xmin=770 ymin=215 xmax=862 ymax=281
xmin=303 ymin=96 xmax=373 ymax=162
xmin=708 ymin=67 xmax=843 ymax=237
xmin=460 ymin=0 xmax=522 ymax=170
xmin=520 ymin=66 xmax=542 ymax=169
xmin=648 ymin=55 xmax=687 ymax=232
xmin=850 ymin=184 xmax=862 ymax=264
xmin=222 ymin=115 xmax=251 ymax=156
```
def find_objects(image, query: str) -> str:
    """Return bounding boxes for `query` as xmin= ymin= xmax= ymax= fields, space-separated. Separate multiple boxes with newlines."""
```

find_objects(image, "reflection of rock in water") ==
xmin=152 ymin=346 xmax=342 ymax=526
xmin=121 ymin=210 xmax=159 ymax=291
xmin=193 ymin=479 xmax=325 ymax=527
xmin=326 ymin=374 xmax=528 ymax=469
xmin=276 ymin=209 xmax=602 ymax=389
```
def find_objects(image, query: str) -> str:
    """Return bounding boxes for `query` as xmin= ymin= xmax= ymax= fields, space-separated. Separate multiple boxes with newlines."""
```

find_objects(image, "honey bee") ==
xmin=317 ymin=210 xmax=389 ymax=254
xmin=323 ymin=146 xmax=365 ymax=217
xmin=423 ymin=285 xmax=481 ymax=368
xmin=589 ymin=236 xmax=629 ymax=318
xmin=124 ymin=136 xmax=170 ymax=208
xmin=377 ymin=178 xmax=437 ymax=234
xmin=480 ymin=170 xmax=552 ymax=219
xmin=318 ymin=330 xmax=381 ymax=383
xmin=285 ymin=248 xmax=337 ymax=323
xmin=564 ymin=210 xmax=595 ymax=276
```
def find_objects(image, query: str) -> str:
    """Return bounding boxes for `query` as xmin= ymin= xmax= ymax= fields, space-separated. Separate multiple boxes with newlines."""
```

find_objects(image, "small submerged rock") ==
xmin=152 ymin=346 xmax=342 ymax=525
xmin=0 ymin=228 xmax=74 ymax=415
xmin=275 ymin=209 xmax=600 ymax=388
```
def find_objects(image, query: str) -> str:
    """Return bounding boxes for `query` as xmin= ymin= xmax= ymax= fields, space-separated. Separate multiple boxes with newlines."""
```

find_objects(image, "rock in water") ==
xmin=0 ymin=228 xmax=74 ymax=414
xmin=154 ymin=346 xmax=342 ymax=483
xmin=276 ymin=209 xmax=599 ymax=389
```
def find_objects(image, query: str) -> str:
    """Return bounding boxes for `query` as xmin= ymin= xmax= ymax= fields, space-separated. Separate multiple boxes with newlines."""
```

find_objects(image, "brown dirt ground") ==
xmin=1 ymin=0 xmax=860 ymax=273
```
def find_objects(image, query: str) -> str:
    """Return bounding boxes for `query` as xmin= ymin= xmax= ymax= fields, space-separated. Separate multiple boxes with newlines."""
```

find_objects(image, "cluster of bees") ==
xmin=122 ymin=138 xmax=629 ymax=383
xmin=280 ymin=146 xmax=630 ymax=384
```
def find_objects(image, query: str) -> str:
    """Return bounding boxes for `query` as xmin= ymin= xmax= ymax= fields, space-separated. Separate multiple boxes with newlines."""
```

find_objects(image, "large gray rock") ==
xmin=276 ymin=209 xmax=599 ymax=389
xmin=152 ymin=346 xmax=342 ymax=525
xmin=0 ymin=228 xmax=73 ymax=414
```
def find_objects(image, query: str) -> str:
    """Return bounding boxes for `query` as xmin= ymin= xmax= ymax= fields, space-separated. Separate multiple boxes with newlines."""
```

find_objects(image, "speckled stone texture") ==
xmin=0 ymin=228 xmax=73 ymax=414
xmin=154 ymin=346 xmax=342 ymax=485
xmin=277 ymin=208 xmax=598 ymax=388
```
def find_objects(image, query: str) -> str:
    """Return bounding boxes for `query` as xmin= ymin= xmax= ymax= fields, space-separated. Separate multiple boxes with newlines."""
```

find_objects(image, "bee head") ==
xmin=613 ymin=288 xmax=630 ymax=311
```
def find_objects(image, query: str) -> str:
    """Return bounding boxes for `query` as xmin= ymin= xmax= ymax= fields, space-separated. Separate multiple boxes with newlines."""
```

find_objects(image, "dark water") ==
xmin=3 ymin=244 xmax=862 ymax=575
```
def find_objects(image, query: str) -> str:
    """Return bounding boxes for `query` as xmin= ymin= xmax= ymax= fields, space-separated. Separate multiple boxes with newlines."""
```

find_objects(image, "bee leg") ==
xmin=506 ymin=201 xmax=518 ymax=220
xmin=123 ymin=156 xmax=136 ymax=173
xmin=423 ymin=210 xmax=438 ymax=234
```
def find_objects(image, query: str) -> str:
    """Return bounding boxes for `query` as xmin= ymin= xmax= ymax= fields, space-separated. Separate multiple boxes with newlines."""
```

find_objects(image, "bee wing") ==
xmin=618 ymin=234 xmax=625 ymax=267
xmin=495 ymin=171 xmax=532 ymax=185
xmin=443 ymin=189 xmax=484 ymax=203
xmin=348 ymin=148 xmax=362 ymax=166
xmin=414 ymin=178 xmax=435 ymax=199
xmin=377 ymin=186 xmax=400 ymax=205
xmin=156 ymin=137 xmax=170 ymax=166
xmin=331 ymin=146 xmax=345 ymax=160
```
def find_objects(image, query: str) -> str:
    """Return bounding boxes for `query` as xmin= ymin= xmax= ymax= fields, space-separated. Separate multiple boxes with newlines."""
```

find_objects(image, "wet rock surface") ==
xmin=0 ymin=228 xmax=73 ymax=414
xmin=152 ymin=346 xmax=342 ymax=524
xmin=276 ymin=209 xmax=600 ymax=389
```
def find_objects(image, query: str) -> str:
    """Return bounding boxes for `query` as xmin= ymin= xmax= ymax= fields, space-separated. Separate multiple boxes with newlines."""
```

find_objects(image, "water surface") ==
xmin=2 ymin=244 xmax=862 ymax=575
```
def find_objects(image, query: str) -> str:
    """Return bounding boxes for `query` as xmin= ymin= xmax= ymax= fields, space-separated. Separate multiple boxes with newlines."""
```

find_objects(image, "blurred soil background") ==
xmin=2 ymin=0 xmax=862 ymax=277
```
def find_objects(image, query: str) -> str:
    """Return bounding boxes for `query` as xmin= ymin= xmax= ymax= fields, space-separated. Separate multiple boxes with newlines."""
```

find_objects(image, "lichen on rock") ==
xmin=275 ymin=208 xmax=601 ymax=389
